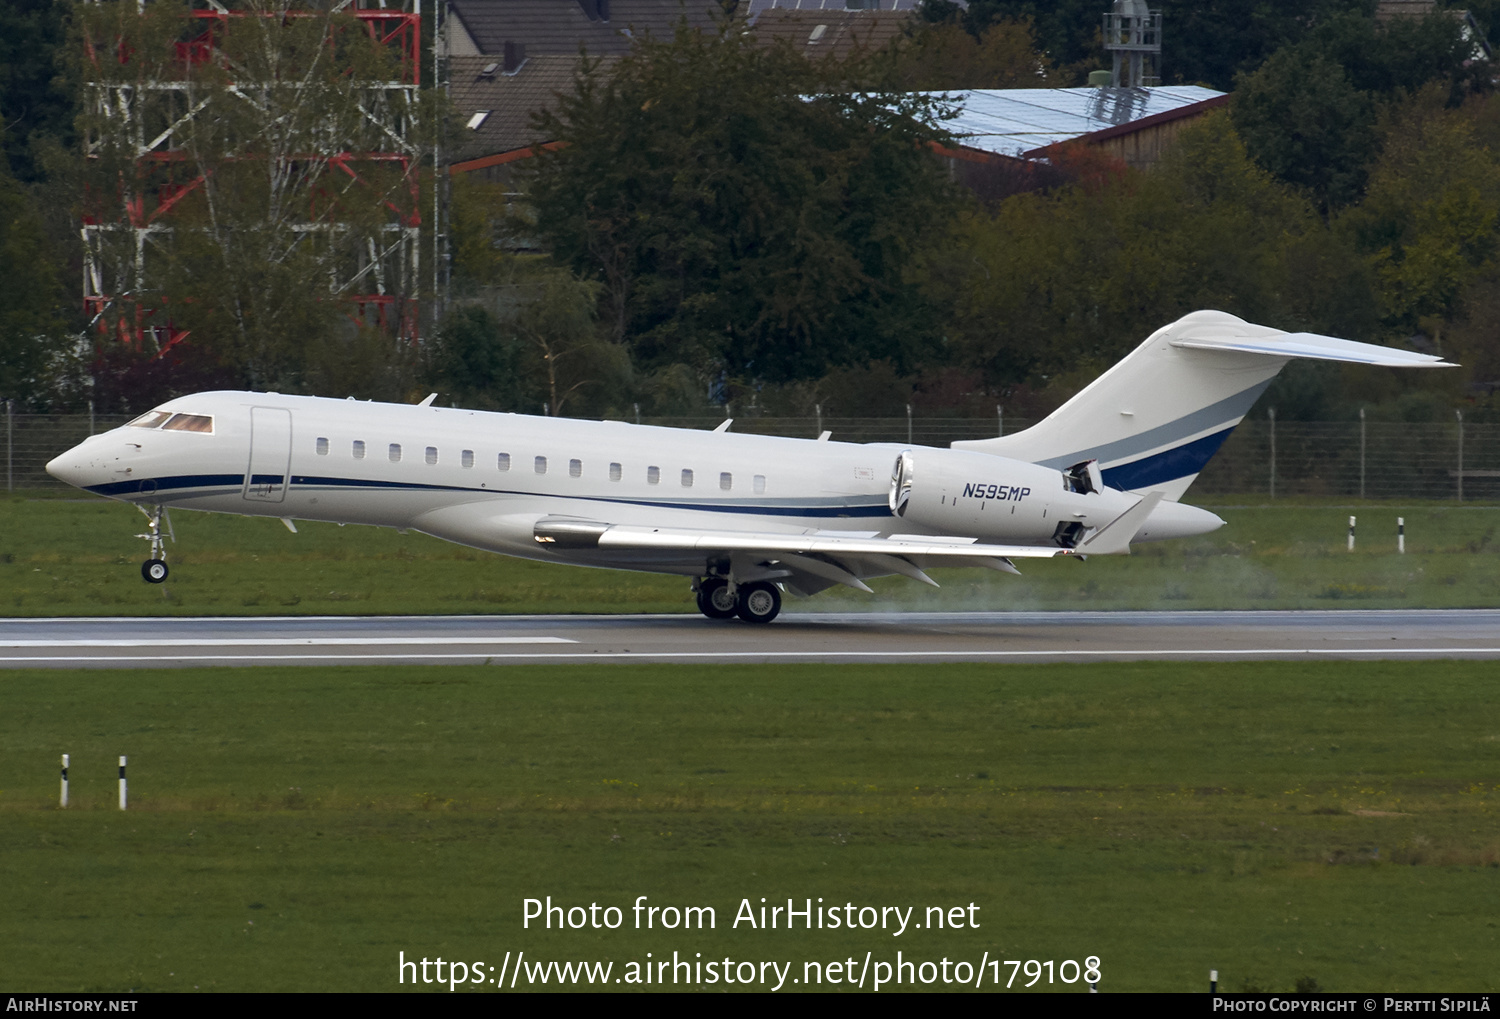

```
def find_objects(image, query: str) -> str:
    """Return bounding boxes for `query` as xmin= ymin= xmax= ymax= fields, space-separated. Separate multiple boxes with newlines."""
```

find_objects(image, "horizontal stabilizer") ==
xmin=1171 ymin=332 xmax=1453 ymax=367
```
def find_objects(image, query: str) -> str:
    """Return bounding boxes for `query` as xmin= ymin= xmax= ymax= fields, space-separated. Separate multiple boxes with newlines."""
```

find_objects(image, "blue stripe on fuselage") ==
xmin=85 ymin=472 xmax=891 ymax=518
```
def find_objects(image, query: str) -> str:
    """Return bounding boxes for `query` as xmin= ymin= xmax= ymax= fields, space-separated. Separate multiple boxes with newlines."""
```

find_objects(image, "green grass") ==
xmin=2 ymin=662 xmax=1497 ymax=991
xmin=3 ymin=494 xmax=1499 ymax=615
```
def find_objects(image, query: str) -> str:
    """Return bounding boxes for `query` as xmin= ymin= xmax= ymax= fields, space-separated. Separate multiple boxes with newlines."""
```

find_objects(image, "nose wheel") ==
xmin=135 ymin=504 xmax=173 ymax=584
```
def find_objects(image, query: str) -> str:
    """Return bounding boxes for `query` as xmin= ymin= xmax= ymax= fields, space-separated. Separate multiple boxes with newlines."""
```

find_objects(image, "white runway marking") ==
xmin=5 ymin=647 xmax=1499 ymax=665
xmin=1 ymin=637 xmax=576 ymax=648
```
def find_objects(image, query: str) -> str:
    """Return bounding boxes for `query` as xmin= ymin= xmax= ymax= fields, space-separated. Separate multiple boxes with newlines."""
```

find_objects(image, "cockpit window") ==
xmin=162 ymin=413 xmax=214 ymax=433
xmin=126 ymin=411 xmax=172 ymax=429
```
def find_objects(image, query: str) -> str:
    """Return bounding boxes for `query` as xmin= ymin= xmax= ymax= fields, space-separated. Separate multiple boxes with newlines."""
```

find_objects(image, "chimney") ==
xmin=503 ymin=40 xmax=527 ymax=74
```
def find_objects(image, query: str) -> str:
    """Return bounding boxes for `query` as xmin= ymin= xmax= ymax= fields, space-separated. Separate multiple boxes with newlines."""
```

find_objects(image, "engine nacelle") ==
xmin=888 ymin=448 xmax=1132 ymax=546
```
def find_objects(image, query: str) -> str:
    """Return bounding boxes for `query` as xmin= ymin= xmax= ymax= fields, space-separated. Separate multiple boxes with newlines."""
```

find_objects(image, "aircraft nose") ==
xmin=46 ymin=439 xmax=110 ymax=491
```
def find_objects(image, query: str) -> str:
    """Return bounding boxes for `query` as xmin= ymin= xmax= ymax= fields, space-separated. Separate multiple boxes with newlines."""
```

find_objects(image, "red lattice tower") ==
xmin=81 ymin=0 xmax=427 ymax=354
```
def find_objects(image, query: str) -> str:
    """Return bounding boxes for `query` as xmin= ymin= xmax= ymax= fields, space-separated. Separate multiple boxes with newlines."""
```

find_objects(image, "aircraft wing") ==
xmin=532 ymin=516 xmax=1074 ymax=594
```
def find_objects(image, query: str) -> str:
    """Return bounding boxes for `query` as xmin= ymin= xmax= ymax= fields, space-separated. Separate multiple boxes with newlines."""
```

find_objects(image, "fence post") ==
xmin=906 ymin=403 xmax=912 ymax=445
xmin=997 ymin=404 xmax=1004 ymax=437
xmin=1359 ymin=407 xmax=1366 ymax=500
xmin=5 ymin=399 xmax=11 ymax=494
xmin=815 ymin=403 xmax=822 ymax=438
xmin=1456 ymin=409 xmax=1464 ymax=503
xmin=1268 ymin=407 xmax=1276 ymax=500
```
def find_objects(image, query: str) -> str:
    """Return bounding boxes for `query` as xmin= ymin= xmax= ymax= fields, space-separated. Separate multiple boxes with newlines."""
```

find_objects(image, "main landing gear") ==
xmin=136 ymin=504 xmax=172 ymax=584
xmin=694 ymin=577 xmax=782 ymax=624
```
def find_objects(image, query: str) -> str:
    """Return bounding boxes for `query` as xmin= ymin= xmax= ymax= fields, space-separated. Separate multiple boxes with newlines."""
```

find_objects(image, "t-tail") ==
xmin=953 ymin=310 xmax=1453 ymax=501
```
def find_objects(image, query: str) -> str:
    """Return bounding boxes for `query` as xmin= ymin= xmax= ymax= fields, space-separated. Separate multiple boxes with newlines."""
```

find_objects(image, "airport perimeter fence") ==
xmin=6 ymin=404 xmax=1499 ymax=502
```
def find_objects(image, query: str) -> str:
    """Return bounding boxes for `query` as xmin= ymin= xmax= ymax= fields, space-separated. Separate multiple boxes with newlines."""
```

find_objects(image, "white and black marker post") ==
xmin=1348 ymin=515 xmax=1356 ymax=552
xmin=118 ymin=755 xmax=127 ymax=811
xmin=60 ymin=754 xmax=69 ymax=808
xmin=1398 ymin=517 xmax=1405 ymax=555
xmin=1210 ymin=969 xmax=1218 ymax=994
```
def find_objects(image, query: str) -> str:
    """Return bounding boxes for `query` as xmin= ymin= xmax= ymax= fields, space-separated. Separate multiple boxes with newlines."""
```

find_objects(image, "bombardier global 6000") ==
xmin=47 ymin=312 xmax=1450 ymax=623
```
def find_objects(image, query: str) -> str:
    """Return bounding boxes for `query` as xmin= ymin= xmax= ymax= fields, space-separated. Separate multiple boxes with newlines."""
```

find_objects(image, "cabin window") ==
xmin=461 ymin=449 xmax=474 ymax=469
xmin=389 ymin=443 xmax=402 ymax=463
xmin=720 ymin=472 xmax=732 ymax=491
xmin=162 ymin=413 xmax=213 ymax=433
xmin=569 ymin=458 xmax=582 ymax=478
xmin=426 ymin=446 xmax=438 ymax=465
xmin=609 ymin=462 xmax=622 ymax=482
xmin=681 ymin=468 xmax=694 ymax=487
xmin=315 ymin=437 xmax=329 ymax=456
xmin=647 ymin=466 xmax=660 ymax=485
xmin=534 ymin=455 xmax=547 ymax=474
xmin=753 ymin=474 xmax=766 ymax=494
xmin=352 ymin=440 xmax=366 ymax=459
xmin=497 ymin=452 xmax=511 ymax=471
xmin=126 ymin=411 xmax=171 ymax=429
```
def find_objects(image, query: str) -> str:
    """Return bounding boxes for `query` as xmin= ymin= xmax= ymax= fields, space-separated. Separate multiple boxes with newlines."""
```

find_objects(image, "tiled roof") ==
xmin=448 ymin=0 xmax=724 ymax=56
xmin=449 ymin=53 xmax=610 ymax=162
xmin=744 ymin=0 xmax=932 ymax=15
xmin=750 ymin=8 xmax=912 ymax=59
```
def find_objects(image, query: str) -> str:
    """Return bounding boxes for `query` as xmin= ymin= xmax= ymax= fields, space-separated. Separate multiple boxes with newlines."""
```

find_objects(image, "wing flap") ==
xmin=533 ymin=516 xmax=1073 ymax=561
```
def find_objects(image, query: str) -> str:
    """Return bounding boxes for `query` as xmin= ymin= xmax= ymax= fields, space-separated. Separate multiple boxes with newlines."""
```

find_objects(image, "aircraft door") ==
xmin=244 ymin=407 xmax=292 ymax=503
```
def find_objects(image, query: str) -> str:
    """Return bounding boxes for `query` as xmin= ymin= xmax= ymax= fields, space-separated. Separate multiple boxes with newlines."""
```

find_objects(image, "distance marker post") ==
xmin=1398 ymin=517 xmax=1405 ymax=554
xmin=118 ymin=755 xmax=127 ymax=811
xmin=1348 ymin=516 xmax=1356 ymax=552
xmin=1210 ymin=969 xmax=1218 ymax=994
xmin=60 ymin=754 xmax=68 ymax=809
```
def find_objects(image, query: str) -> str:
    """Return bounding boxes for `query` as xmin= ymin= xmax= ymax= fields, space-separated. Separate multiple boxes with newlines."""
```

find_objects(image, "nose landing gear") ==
xmin=692 ymin=577 xmax=783 ymax=624
xmin=135 ymin=504 xmax=173 ymax=584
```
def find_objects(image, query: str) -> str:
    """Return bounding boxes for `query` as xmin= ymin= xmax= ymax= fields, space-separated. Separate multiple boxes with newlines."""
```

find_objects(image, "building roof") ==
xmin=449 ymin=53 xmax=606 ymax=165
xmin=744 ymin=0 xmax=933 ymax=14
xmin=934 ymin=86 xmax=1227 ymax=159
xmin=447 ymin=0 xmax=724 ymax=56
xmin=750 ymin=8 xmax=912 ymax=59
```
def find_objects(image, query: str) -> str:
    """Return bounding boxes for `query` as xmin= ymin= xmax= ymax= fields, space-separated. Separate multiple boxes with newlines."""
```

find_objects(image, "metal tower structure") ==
xmin=80 ymin=0 xmax=428 ymax=354
xmin=1102 ymin=0 xmax=1161 ymax=88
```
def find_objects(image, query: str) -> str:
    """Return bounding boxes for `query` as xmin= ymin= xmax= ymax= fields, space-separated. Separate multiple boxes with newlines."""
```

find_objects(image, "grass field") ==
xmin=3 ymin=493 xmax=1500 ymax=615
xmin=2 ymin=661 xmax=1497 ymax=992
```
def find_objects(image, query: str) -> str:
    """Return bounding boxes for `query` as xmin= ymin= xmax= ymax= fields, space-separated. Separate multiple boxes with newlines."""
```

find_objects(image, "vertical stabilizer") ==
xmin=953 ymin=311 xmax=1450 ymax=500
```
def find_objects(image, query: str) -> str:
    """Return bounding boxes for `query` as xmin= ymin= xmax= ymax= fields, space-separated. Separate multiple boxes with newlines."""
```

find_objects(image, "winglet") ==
xmin=1077 ymin=491 xmax=1164 ymax=555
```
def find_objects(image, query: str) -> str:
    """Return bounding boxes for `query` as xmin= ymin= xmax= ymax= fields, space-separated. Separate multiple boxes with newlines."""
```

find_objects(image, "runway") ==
xmin=1 ymin=609 xmax=1498 ymax=668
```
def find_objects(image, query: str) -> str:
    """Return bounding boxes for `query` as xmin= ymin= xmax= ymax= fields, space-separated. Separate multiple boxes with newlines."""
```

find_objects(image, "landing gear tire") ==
xmin=696 ymin=577 xmax=738 ymax=619
xmin=142 ymin=559 xmax=169 ymax=584
xmin=735 ymin=581 xmax=781 ymax=624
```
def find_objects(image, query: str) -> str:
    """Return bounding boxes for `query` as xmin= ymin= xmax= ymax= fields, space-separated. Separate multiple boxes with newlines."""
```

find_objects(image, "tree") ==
xmin=1342 ymin=88 xmax=1500 ymax=338
xmin=523 ymin=21 xmax=964 ymax=385
xmin=0 ymin=0 xmax=74 ymax=183
xmin=918 ymin=114 xmax=1336 ymax=391
xmin=1233 ymin=10 xmax=1491 ymax=216
xmin=0 ymin=154 xmax=69 ymax=406
xmin=878 ymin=17 xmax=1052 ymax=90
xmin=1233 ymin=46 xmax=1376 ymax=216
xmin=75 ymin=0 xmax=430 ymax=391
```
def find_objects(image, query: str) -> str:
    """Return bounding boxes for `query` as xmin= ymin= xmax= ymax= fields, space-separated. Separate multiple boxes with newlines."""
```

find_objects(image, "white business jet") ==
xmin=46 ymin=311 xmax=1450 ymax=623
